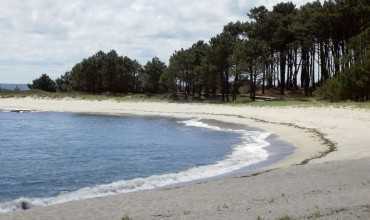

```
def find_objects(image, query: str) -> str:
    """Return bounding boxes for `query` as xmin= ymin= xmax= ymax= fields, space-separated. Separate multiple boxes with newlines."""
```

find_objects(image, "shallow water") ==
xmin=0 ymin=112 xmax=272 ymax=212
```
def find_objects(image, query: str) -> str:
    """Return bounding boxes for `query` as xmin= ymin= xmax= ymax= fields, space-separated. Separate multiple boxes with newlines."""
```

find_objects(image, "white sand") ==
xmin=0 ymin=97 xmax=369 ymax=219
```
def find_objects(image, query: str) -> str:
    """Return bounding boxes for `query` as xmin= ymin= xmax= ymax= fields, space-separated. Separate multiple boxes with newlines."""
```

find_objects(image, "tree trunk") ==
xmin=225 ymin=70 xmax=230 ymax=102
xmin=279 ymin=50 xmax=286 ymax=95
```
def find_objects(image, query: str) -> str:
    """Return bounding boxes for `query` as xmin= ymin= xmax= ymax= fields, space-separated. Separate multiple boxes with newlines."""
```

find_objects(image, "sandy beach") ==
xmin=0 ymin=97 xmax=369 ymax=219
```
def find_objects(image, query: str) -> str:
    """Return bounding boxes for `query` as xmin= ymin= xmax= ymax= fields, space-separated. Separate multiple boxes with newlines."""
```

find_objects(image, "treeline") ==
xmin=54 ymin=51 xmax=167 ymax=94
xmin=30 ymin=0 xmax=370 ymax=101
xmin=30 ymin=52 xmax=168 ymax=94
xmin=162 ymin=0 xmax=370 ymax=101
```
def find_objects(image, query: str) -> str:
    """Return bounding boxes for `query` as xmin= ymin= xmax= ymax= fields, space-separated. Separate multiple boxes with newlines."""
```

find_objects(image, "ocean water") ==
xmin=0 ymin=84 xmax=29 ymax=91
xmin=0 ymin=112 xmax=272 ymax=212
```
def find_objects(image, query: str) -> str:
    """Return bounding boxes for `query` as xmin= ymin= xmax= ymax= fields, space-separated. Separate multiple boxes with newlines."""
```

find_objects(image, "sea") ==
xmin=0 ymin=84 xmax=29 ymax=91
xmin=0 ymin=111 xmax=292 ymax=212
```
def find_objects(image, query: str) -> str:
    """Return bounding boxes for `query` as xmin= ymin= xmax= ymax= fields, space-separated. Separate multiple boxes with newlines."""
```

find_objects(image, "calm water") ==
xmin=0 ymin=84 xmax=29 ymax=91
xmin=0 ymin=112 xmax=243 ymax=207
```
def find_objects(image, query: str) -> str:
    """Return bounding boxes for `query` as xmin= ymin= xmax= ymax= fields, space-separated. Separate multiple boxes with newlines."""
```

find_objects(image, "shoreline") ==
xmin=0 ymin=97 xmax=369 ymax=219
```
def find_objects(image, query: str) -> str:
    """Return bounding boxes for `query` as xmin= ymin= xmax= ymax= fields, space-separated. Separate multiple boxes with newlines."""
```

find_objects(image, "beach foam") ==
xmin=0 ymin=119 xmax=270 ymax=213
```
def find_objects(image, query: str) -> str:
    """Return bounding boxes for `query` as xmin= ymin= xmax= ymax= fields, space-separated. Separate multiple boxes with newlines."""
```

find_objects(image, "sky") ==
xmin=0 ymin=0 xmax=313 ymax=83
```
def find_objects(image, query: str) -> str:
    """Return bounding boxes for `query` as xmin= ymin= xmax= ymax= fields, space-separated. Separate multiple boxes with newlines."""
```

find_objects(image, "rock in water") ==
xmin=10 ymin=109 xmax=31 ymax=113
xmin=20 ymin=201 xmax=31 ymax=210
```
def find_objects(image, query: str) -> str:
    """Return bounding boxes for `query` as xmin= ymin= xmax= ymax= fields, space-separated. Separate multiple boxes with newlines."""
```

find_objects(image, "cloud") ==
xmin=0 ymin=0 xmax=312 ymax=83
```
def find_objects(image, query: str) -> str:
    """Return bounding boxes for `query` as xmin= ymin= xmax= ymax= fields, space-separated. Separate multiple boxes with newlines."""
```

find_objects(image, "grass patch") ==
xmin=0 ymin=90 xmax=171 ymax=102
xmin=1 ymin=90 xmax=370 ymax=109
xmin=277 ymin=216 xmax=294 ymax=220
xmin=121 ymin=215 xmax=133 ymax=220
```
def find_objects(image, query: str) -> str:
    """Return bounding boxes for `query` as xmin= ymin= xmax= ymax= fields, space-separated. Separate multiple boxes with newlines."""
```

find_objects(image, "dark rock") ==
xmin=20 ymin=201 xmax=31 ymax=210
xmin=10 ymin=109 xmax=31 ymax=113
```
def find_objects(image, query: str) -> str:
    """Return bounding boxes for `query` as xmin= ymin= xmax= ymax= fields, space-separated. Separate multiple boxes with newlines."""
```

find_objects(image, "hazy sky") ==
xmin=1 ymin=0 xmax=312 ymax=83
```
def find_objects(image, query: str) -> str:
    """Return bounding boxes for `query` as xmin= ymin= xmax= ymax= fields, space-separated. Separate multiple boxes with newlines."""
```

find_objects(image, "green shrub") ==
xmin=317 ymin=58 xmax=370 ymax=101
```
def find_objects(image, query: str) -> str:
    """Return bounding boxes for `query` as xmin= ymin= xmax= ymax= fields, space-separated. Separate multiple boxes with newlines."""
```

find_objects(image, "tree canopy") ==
xmin=30 ymin=0 xmax=370 ymax=101
xmin=28 ymin=74 xmax=57 ymax=92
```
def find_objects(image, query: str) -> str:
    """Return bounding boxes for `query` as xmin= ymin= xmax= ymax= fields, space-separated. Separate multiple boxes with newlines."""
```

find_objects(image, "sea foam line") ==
xmin=0 ymin=119 xmax=270 ymax=213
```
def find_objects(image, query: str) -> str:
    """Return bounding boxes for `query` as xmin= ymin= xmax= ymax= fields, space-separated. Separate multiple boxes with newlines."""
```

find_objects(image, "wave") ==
xmin=0 ymin=119 xmax=270 ymax=213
